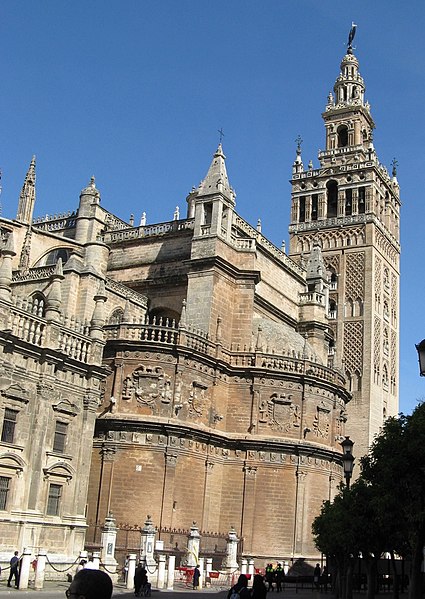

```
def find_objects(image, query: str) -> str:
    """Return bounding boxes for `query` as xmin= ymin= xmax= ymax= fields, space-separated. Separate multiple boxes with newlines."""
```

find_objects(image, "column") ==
xmin=167 ymin=555 xmax=176 ymax=590
xmin=201 ymin=460 xmax=214 ymax=531
xmin=157 ymin=554 xmax=166 ymax=589
xmin=127 ymin=554 xmax=137 ymax=590
xmin=337 ymin=191 xmax=345 ymax=217
xmin=352 ymin=190 xmax=359 ymax=215
xmin=240 ymin=465 xmax=257 ymax=553
xmin=34 ymin=550 xmax=47 ymax=590
xmin=18 ymin=548 xmax=32 ymax=590
xmin=305 ymin=196 xmax=312 ymax=222
xmin=318 ymin=193 xmax=326 ymax=220
xmin=160 ymin=453 xmax=178 ymax=530
xmin=186 ymin=521 xmax=201 ymax=567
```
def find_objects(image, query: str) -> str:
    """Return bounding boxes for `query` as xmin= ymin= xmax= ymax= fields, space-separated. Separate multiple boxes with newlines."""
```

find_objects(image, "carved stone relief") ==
xmin=259 ymin=393 xmax=300 ymax=432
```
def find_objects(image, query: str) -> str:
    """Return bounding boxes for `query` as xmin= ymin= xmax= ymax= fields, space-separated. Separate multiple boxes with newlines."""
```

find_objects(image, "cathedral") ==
xmin=0 ymin=37 xmax=399 ymax=571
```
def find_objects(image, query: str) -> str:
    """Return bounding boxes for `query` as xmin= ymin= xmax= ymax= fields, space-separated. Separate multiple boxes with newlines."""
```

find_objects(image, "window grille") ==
xmin=1 ymin=409 xmax=18 ymax=444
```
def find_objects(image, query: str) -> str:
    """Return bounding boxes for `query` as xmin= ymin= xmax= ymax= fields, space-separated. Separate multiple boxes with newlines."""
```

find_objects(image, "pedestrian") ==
xmin=313 ymin=563 xmax=321 ymax=590
xmin=228 ymin=573 xmax=251 ymax=599
xmin=251 ymin=574 xmax=268 ymax=599
xmin=7 ymin=551 xmax=20 ymax=588
xmin=65 ymin=569 xmax=113 ymax=599
xmin=321 ymin=566 xmax=329 ymax=592
xmin=275 ymin=563 xmax=284 ymax=592
xmin=265 ymin=564 xmax=275 ymax=592
xmin=192 ymin=564 xmax=201 ymax=590
xmin=134 ymin=564 xmax=148 ymax=596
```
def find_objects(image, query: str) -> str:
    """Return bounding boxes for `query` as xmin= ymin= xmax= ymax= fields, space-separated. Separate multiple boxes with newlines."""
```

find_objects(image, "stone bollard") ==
xmin=92 ymin=552 xmax=101 ymax=569
xmin=34 ymin=550 xmax=47 ymax=590
xmin=241 ymin=558 xmax=248 ymax=575
xmin=18 ymin=548 xmax=32 ymax=590
xmin=248 ymin=559 xmax=255 ymax=587
xmin=206 ymin=557 xmax=213 ymax=587
xmin=167 ymin=555 xmax=175 ymax=590
xmin=198 ymin=558 xmax=204 ymax=589
xmin=157 ymin=554 xmax=166 ymax=589
xmin=127 ymin=554 xmax=137 ymax=590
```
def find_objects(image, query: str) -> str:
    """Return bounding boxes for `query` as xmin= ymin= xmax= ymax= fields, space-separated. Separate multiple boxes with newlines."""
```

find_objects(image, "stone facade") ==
xmin=288 ymin=47 xmax=400 ymax=459
xmin=0 ymin=41 xmax=398 ymax=570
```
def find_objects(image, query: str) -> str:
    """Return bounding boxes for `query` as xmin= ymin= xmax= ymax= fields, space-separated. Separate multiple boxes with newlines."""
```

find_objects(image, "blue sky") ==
xmin=1 ymin=1 xmax=424 ymax=414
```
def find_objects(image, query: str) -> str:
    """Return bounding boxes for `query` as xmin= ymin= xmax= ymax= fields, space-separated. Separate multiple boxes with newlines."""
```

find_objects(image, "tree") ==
xmin=361 ymin=402 xmax=425 ymax=599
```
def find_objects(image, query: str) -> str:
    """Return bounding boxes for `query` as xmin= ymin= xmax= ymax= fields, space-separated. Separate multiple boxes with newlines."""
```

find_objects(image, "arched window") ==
xmin=328 ymin=269 xmax=337 ymax=290
xmin=311 ymin=194 xmax=319 ymax=221
xmin=109 ymin=308 xmax=124 ymax=325
xmin=30 ymin=293 xmax=46 ymax=317
xmin=337 ymin=125 xmax=348 ymax=148
xmin=358 ymin=187 xmax=366 ymax=214
xmin=328 ymin=299 xmax=337 ymax=319
xmin=327 ymin=180 xmax=338 ymax=218
xmin=35 ymin=248 xmax=71 ymax=268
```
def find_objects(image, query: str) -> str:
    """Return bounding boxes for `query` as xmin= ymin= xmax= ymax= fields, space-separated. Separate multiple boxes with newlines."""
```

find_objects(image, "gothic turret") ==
xmin=16 ymin=156 xmax=36 ymax=224
xmin=192 ymin=144 xmax=236 ymax=241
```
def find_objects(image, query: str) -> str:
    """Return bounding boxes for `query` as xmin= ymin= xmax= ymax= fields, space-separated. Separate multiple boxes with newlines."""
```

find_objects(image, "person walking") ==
xmin=251 ymin=574 xmax=268 ymax=599
xmin=228 ymin=574 xmax=251 ymax=599
xmin=134 ymin=564 xmax=148 ymax=596
xmin=192 ymin=564 xmax=201 ymax=590
xmin=313 ymin=564 xmax=321 ymax=590
xmin=265 ymin=564 xmax=275 ymax=592
xmin=7 ymin=551 xmax=20 ymax=588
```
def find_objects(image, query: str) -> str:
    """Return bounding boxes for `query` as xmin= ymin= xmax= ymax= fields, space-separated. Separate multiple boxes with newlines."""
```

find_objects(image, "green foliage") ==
xmin=313 ymin=401 xmax=425 ymax=587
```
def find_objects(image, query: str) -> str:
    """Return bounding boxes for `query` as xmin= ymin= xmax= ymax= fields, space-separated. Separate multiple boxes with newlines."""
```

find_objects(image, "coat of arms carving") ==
xmin=187 ymin=382 xmax=208 ymax=417
xmin=122 ymin=365 xmax=170 ymax=408
xmin=259 ymin=393 xmax=300 ymax=432
xmin=313 ymin=401 xmax=331 ymax=438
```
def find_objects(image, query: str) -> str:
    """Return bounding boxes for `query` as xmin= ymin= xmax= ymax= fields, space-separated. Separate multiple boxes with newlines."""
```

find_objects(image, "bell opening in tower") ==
xmin=337 ymin=125 xmax=348 ymax=148
xmin=326 ymin=180 xmax=338 ymax=218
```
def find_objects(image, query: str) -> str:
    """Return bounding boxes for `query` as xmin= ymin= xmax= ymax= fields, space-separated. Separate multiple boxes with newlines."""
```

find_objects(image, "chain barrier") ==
xmin=145 ymin=564 xmax=158 ymax=575
xmin=45 ymin=554 xmax=80 ymax=573
xmin=99 ymin=562 xmax=118 ymax=575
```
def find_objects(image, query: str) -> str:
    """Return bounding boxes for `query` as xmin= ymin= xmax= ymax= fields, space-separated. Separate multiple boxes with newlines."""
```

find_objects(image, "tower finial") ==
xmin=295 ymin=135 xmax=303 ymax=156
xmin=347 ymin=22 xmax=357 ymax=54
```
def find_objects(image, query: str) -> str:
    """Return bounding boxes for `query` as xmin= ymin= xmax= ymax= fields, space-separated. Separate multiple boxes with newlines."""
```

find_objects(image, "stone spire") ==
xmin=196 ymin=144 xmax=235 ymax=205
xmin=16 ymin=156 xmax=36 ymax=224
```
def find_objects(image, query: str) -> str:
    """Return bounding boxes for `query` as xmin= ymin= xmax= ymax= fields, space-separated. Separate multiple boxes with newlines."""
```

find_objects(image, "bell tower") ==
xmin=288 ymin=29 xmax=401 ymax=459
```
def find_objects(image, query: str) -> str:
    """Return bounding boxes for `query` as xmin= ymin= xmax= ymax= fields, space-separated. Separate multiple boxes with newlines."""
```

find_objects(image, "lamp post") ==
xmin=415 ymin=340 xmax=425 ymax=376
xmin=340 ymin=436 xmax=355 ymax=489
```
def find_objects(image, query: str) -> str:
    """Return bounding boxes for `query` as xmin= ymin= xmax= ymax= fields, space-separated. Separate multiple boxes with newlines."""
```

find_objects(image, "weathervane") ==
xmin=295 ymin=135 xmax=303 ymax=155
xmin=218 ymin=128 xmax=225 ymax=144
xmin=347 ymin=22 xmax=357 ymax=53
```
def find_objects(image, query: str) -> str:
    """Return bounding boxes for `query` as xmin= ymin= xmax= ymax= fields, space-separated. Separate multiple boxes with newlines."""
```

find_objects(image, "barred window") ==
xmin=47 ymin=484 xmax=62 ymax=516
xmin=0 ymin=476 xmax=10 ymax=510
xmin=53 ymin=422 xmax=68 ymax=453
xmin=1 ymin=409 xmax=18 ymax=444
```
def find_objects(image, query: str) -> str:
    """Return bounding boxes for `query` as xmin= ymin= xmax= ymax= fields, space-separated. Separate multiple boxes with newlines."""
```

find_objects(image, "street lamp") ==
xmin=340 ymin=436 xmax=355 ymax=488
xmin=415 ymin=340 xmax=425 ymax=376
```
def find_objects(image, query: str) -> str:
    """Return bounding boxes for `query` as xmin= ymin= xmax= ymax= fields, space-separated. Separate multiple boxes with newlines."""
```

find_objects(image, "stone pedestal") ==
xmin=127 ymin=554 xmax=137 ymax=590
xmin=140 ymin=515 xmax=157 ymax=569
xmin=157 ymin=554 xmax=166 ymax=589
xmin=167 ymin=555 xmax=176 ymax=589
xmin=186 ymin=521 xmax=200 ymax=567
xmin=100 ymin=513 xmax=118 ymax=579
xmin=224 ymin=527 xmax=239 ymax=571
xmin=34 ymin=550 xmax=47 ymax=590
xmin=18 ymin=548 xmax=32 ymax=590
